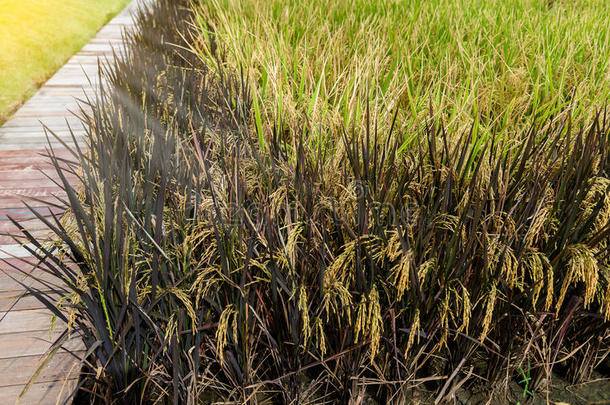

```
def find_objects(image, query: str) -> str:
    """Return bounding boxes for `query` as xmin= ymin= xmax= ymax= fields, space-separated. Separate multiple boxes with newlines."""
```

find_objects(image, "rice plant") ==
xmin=193 ymin=0 xmax=610 ymax=153
xmin=5 ymin=0 xmax=610 ymax=403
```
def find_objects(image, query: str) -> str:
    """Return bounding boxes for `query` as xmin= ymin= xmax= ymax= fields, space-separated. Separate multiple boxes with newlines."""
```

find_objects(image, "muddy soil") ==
xmin=402 ymin=372 xmax=610 ymax=404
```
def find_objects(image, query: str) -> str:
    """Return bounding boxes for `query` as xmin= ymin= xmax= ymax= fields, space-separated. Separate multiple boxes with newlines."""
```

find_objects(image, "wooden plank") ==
xmin=0 ymin=124 xmax=84 ymax=130
xmin=0 ymin=196 xmax=67 ymax=210
xmin=0 ymin=142 xmax=81 ymax=152
xmin=0 ymin=330 xmax=81 ymax=359
xmin=0 ymin=148 xmax=73 ymax=156
xmin=12 ymin=107 xmax=88 ymax=118
xmin=0 ymin=117 xmax=85 ymax=128
xmin=0 ymin=244 xmax=38 ymax=259
xmin=45 ymin=77 xmax=102 ymax=88
xmin=13 ymin=99 xmax=85 ymax=107
xmin=0 ymin=310 xmax=55 ymax=334
xmin=0 ymin=263 xmax=63 ymax=294
xmin=0 ymin=206 xmax=65 ymax=221
xmin=0 ymin=230 xmax=54 ymax=245
xmin=0 ymin=379 xmax=77 ymax=405
xmin=0 ymin=193 xmax=68 ymax=208
xmin=0 ymin=168 xmax=64 ymax=180
xmin=0 ymin=148 xmax=73 ymax=159
xmin=0 ymin=172 xmax=67 ymax=185
xmin=37 ymin=87 xmax=97 ymax=97
xmin=0 ymin=351 xmax=83 ymax=387
xmin=0 ymin=291 xmax=60 ymax=312
xmin=0 ymin=179 xmax=66 ymax=190
xmin=0 ymin=217 xmax=53 ymax=233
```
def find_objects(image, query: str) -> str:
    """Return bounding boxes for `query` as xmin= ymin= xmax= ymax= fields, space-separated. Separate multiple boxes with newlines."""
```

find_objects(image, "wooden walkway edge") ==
xmin=0 ymin=1 xmax=149 ymax=403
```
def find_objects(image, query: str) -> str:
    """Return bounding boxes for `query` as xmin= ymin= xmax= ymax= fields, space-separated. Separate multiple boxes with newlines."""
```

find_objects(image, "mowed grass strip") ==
xmin=195 ymin=0 xmax=610 ymax=148
xmin=0 ymin=0 xmax=130 ymax=123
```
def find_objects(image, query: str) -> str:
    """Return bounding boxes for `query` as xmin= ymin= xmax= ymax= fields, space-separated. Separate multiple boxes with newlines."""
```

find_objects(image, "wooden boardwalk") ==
xmin=0 ymin=1 xmax=148 ymax=403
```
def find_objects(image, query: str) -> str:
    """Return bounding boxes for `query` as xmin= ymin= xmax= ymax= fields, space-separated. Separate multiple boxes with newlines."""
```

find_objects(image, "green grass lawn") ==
xmin=0 ymin=0 xmax=131 ymax=123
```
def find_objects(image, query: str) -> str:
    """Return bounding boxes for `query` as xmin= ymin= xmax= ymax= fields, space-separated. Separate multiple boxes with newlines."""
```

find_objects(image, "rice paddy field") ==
xmin=0 ymin=0 xmax=130 ymax=122
xmin=11 ymin=0 xmax=610 ymax=403
xmin=197 ymin=0 xmax=610 ymax=150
